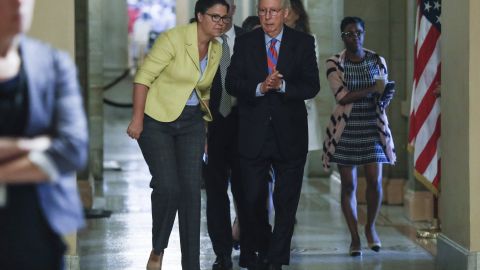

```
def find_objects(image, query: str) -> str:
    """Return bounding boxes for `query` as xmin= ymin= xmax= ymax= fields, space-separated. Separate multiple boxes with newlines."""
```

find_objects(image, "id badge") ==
xmin=0 ymin=184 xmax=6 ymax=207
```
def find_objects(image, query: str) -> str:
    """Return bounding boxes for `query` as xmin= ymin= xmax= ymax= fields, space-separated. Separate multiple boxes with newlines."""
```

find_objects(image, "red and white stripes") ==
xmin=408 ymin=0 xmax=442 ymax=194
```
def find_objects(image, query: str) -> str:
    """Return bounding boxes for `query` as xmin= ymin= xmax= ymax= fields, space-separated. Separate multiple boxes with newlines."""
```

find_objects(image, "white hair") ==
xmin=257 ymin=0 xmax=290 ymax=8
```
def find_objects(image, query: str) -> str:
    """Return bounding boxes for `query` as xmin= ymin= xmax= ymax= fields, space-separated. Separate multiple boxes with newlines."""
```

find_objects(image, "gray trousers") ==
xmin=138 ymin=106 xmax=205 ymax=270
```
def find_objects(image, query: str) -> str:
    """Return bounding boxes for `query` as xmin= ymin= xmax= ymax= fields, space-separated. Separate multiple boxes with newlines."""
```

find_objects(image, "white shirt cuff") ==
xmin=28 ymin=151 xmax=60 ymax=182
xmin=279 ymin=80 xmax=286 ymax=93
xmin=256 ymin=81 xmax=286 ymax=96
xmin=256 ymin=83 xmax=265 ymax=96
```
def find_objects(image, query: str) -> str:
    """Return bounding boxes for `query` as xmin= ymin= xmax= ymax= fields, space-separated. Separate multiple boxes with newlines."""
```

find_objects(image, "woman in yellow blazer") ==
xmin=126 ymin=0 xmax=230 ymax=269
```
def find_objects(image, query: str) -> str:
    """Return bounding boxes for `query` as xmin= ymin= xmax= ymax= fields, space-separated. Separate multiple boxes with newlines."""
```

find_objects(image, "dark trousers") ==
xmin=205 ymin=110 xmax=242 ymax=258
xmin=240 ymin=124 xmax=306 ymax=266
xmin=0 ymin=185 xmax=66 ymax=270
xmin=138 ymin=106 xmax=205 ymax=270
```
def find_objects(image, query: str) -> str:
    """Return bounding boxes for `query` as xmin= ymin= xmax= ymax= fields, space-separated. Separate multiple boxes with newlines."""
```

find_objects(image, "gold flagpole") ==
xmin=417 ymin=196 xmax=441 ymax=239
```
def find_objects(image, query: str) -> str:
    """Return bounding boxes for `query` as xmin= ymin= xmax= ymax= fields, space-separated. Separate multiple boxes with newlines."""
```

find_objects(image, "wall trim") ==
xmin=64 ymin=255 xmax=80 ymax=270
xmin=437 ymin=234 xmax=480 ymax=270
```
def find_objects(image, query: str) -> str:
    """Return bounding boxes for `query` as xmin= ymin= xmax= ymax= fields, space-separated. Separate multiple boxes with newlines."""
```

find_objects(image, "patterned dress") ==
xmin=330 ymin=51 xmax=389 ymax=165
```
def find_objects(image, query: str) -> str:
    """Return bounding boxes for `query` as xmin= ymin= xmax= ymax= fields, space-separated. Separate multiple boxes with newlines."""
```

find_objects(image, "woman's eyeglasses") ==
xmin=341 ymin=30 xmax=365 ymax=38
xmin=205 ymin=13 xmax=232 ymax=24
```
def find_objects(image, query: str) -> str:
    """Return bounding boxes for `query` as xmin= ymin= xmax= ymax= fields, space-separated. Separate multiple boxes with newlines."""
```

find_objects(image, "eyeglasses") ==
xmin=341 ymin=30 xmax=365 ymax=38
xmin=258 ymin=8 xmax=282 ymax=17
xmin=205 ymin=13 xmax=232 ymax=24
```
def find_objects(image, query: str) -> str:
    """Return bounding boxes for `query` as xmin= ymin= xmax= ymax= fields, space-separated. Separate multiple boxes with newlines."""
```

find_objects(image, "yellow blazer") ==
xmin=134 ymin=22 xmax=221 ymax=122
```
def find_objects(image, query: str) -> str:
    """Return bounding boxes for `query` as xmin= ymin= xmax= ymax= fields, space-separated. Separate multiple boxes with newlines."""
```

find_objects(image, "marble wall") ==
xmin=304 ymin=0 xmax=344 ymax=176
xmin=29 ymin=0 xmax=75 ymax=57
xmin=102 ymin=0 xmax=129 ymax=76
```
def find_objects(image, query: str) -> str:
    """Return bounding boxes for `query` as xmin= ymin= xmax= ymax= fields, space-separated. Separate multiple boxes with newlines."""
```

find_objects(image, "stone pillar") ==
xmin=87 ymin=0 xmax=105 ymax=181
xmin=102 ymin=0 xmax=128 ymax=77
xmin=437 ymin=0 xmax=480 ymax=269
xmin=305 ymin=0 xmax=343 ymax=177
xmin=73 ymin=0 xmax=104 ymax=183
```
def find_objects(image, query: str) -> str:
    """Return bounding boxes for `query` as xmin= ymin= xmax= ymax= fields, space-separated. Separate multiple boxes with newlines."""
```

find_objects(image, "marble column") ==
xmin=437 ymin=0 xmax=480 ymax=269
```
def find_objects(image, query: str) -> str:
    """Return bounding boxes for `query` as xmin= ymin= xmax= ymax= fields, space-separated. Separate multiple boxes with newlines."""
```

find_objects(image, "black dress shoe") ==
xmin=239 ymin=251 xmax=258 ymax=269
xmin=233 ymin=240 xmax=240 ymax=250
xmin=212 ymin=255 xmax=232 ymax=270
xmin=267 ymin=263 xmax=282 ymax=270
xmin=255 ymin=258 xmax=269 ymax=270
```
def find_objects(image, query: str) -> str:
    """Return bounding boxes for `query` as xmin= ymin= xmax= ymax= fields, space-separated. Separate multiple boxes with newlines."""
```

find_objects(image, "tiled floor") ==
xmin=78 ymin=79 xmax=436 ymax=270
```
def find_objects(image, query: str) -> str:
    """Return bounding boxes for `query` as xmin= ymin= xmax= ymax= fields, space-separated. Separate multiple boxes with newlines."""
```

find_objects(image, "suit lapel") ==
xmin=204 ymin=39 xmax=218 ymax=80
xmin=276 ymin=26 xmax=293 ymax=75
xmin=185 ymin=23 xmax=200 ymax=72
xmin=253 ymin=29 xmax=269 ymax=77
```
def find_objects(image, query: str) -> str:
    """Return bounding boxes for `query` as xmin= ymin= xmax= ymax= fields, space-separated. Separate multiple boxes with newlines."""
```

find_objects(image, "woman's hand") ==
xmin=127 ymin=84 xmax=149 ymax=140
xmin=127 ymin=118 xmax=143 ymax=140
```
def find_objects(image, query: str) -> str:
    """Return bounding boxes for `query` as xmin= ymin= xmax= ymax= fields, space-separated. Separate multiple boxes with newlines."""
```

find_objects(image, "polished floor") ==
xmin=78 ymin=80 xmax=436 ymax=270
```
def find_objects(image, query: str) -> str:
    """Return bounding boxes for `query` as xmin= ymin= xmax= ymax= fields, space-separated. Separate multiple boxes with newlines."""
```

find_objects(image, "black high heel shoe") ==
xmin=368 ymin=242 xmax=381 ymax=252
xmin=365 ymin=226 xmax=381 ymax=252
xmin=349 ymin=245 xmax=362 ymax=257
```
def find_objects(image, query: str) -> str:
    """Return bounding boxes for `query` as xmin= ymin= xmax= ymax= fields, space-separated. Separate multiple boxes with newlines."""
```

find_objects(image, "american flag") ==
xmin=408 ymin=0 xmax=442 ymax=195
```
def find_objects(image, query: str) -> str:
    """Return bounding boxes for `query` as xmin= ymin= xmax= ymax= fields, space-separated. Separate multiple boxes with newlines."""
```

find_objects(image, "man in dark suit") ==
xmin=225 ymin=0 xmax=320 ymax=269
xmin=205 ymin=0 xmax=246 ymax=269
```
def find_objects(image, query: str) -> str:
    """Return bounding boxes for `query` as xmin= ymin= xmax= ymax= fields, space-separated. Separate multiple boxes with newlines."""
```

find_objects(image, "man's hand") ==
xmin=261 ymin=66 xmax=284 ymax=94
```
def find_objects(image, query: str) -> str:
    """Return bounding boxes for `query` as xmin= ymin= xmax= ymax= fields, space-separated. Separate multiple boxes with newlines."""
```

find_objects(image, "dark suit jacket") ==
xmin=225 ymin=26 xmax=320 ymax=159
xmin=209 ymin=25 xmax=244 ymax=117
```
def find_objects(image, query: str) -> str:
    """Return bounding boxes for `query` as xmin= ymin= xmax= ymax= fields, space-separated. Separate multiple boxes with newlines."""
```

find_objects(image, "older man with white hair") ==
xmin=225 ymin=0 xmax=320 ymax=268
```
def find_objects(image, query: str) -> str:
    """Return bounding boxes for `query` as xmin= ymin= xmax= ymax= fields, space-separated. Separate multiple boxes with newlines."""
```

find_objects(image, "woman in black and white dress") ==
xmin=322 ymin=16 xmax=396 ymax=256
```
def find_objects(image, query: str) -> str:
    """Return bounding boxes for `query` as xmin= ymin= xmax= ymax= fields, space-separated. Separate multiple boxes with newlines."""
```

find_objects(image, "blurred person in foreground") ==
xmin=0 ymin=0 xmax=88 ymax=269
xmin=225 ymin=0 xmax=320 ymax=268
xmin=322 ymin=16 xmax=396 ymax=257
xmin=126 ymin=0 xmax=229 ymax=269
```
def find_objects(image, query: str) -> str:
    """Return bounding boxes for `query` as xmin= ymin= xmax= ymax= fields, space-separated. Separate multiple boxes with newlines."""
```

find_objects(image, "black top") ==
xmin=0 ymin=66 xmax=29 ymax=136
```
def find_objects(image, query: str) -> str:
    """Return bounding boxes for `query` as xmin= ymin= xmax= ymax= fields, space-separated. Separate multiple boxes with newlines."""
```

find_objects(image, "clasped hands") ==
xmin=0 ymin=136 xmax=51 ymax=164
xmin=260 ymin=66 xmax=284 ymax=94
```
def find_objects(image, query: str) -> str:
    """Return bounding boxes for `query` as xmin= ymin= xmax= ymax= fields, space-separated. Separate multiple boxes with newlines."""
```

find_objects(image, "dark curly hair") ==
xmin=340 ymin=16 xmax=365 ymax=32
xmin=194 ymin=0 xmax=230 ymax=21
